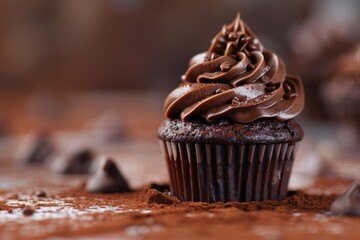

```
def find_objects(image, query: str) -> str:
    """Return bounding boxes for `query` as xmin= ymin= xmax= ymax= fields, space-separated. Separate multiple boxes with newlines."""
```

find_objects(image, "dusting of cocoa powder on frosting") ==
xmin=164 ymin=13 xmax=304 ymax=123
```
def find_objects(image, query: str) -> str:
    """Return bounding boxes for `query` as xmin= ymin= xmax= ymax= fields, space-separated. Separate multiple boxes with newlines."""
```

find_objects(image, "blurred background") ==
xmin=0 ymin=0 xmax=359 ymax=173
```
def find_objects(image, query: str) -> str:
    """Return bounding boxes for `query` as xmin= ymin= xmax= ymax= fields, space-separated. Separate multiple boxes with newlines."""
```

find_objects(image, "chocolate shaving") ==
xmin=86 ymin=157 xmax=131 ymax=193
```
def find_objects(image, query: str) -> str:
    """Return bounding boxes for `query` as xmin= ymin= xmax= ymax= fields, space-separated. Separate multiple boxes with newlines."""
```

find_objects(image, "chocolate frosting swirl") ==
xmin=164 ymin=14 xmax=304 ymax=123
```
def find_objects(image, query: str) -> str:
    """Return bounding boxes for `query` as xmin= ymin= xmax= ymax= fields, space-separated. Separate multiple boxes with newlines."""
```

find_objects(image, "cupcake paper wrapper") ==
xmin=159 ymin=140 xmax=297 ymax=202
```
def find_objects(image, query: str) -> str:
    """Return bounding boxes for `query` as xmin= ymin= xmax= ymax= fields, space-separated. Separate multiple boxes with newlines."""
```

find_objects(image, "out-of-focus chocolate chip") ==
xmin=18 ymin=132 xmax=54 ymax=165
xmin=23 ymin=207 xmax=35 ymax=216
xmin=146 ymin=189 xmax=181 ymax=205
xmin=147 ymin=183 xmax=170 ymax=193
xmin=86 ymin=157 xmax=131 ymax=193
xmin=58 ymin=149 xmax=95 ymax=175
xmin=36 ymin=191 xmax=47 ymax=198
xmin=331 ymin=181 xmax=360 ymax=216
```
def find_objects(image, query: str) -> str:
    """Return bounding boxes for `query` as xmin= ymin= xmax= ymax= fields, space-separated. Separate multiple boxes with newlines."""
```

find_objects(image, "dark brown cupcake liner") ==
xmin=159 ymin=140 xmax=297 ymax=202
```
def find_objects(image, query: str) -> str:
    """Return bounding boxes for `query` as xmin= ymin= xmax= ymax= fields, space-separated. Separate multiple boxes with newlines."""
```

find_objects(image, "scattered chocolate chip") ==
xmin=18 ymin=132 xmax=54 ymax=165
xmin=220 ymin=61 xmax=231 ymax=72
xmin=284 ymin=92 xmax=297 ymax=100
xmin=247 ymin=64 xmax=255 ymax=71
xmin=284 ymin=83 xmax=292 ymax=93
xmin=231 ymin=97 xmax=240 ymax=105
xmin=215 ymin=89 xmax=225 ymax=94
xmin=86 ymin=157 xmax=131 ymax=193
xmin=147 ymin=183 xmax=170 ymax=193
xmin=8 ymin=209 xmax=13 ymax=214
xmin=59 ymin=149 xmax=95 ymax=175
xmin=36 ymin=190 xmax=47 ymax=198
xmin=331 ymin=181 xmax=360 ymax=216
xmin=146 ymin=189 xmax=181 ymax=205
xmin=261 ymin=75 xmax=271 ymax=83
xmin=23 ymin=207 xmax=35 ymax=216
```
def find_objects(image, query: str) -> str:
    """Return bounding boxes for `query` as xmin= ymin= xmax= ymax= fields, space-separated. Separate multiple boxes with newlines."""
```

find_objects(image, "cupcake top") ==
xmin=324 ymin=44 xmax=360 ymax=101
xmin=330 ymin=44 xmax=360 ymax=81
xmin=164 ymin=14 xmax=304 ymax=123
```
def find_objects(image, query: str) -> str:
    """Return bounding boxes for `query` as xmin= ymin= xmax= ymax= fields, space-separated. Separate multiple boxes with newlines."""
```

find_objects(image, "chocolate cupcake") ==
xmin=322 ymin=44 xmax=360 ymax=141
xmin=158 ymin=14 xmax=304 ymax=202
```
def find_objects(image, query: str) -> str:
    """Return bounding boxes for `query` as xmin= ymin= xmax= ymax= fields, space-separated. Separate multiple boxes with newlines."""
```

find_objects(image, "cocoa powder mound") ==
xmin=142 ymin=189 xmax=337 ymax=213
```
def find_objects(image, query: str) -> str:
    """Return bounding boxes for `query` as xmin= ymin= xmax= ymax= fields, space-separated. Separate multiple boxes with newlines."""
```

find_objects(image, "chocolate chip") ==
xmin=331 ymin=181 xmax=360 ymax=216
xmin=19 ymin=132 xmax=54 ymax=165
xmin=147 ymin=183 xmax=170 ymax=193
xmin=36 ymin=191 xmax=47 ymax=198
xmin=220 ymin=61 xmax=231 ymax=72
xmin=215 ymin=89 xmax=225 ymax=94
xmin=23 ymin=207 xmax=35 ymax=216
xmin=284 ymin=83 xmax=292 ymax=93
xmin=86 ymin=157 xmax=131 ymax=193
xmin=261 ymin=75 xmax=271 ymax=83
xmin=284 ymin=93 xmax=296 ymax=100
xmin=247 ymin=64 xmax=255 ymax=71
xmin=58 ymin=149 xmax=95 ymax=175
xmin=146 ymin=189 xmax=181 ymax=205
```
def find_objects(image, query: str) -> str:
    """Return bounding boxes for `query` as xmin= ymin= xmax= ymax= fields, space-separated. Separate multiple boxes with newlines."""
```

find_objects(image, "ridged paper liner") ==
xmin=159 ymin=140 xmax=297 ymax=202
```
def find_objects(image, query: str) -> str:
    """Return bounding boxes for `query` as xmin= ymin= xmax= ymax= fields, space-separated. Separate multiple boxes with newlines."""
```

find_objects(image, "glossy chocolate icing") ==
xmin=164 ymin=14 xmax=304 ymax=123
